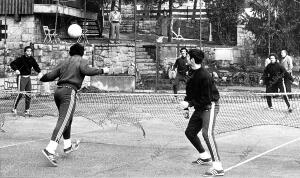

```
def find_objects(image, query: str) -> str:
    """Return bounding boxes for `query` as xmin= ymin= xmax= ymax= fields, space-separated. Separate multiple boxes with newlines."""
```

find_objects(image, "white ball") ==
xmin=67 ymin=24 xmax=82 ymax=38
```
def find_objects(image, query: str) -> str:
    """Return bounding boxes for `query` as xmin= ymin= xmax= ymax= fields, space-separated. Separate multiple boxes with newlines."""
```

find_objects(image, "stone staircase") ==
xmin=80 ymin=19 xmax=135 ymax=38
xmin=79 ymin=20 xmax=100 ymax=38
xmin=135 ymin=44 xmax=173 ymax=90
xmin=135 ymin=45 xmax=156 ymax=75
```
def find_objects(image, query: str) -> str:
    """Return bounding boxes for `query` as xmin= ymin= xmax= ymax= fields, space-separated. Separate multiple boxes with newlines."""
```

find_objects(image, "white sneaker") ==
xmin=12 ymin=109 xmax=17 ymax=114
xmin=24 ymin=110 xmax=30 ymax=115
xmin=64 ymin=140 xmax=80 ymax=154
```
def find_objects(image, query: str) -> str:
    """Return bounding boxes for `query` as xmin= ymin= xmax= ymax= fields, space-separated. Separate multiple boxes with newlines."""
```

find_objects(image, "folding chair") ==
xmin=172 ymin=27 xmax=183 ymax=40
xmin=43 ymin=26 xmax=58 ymax=43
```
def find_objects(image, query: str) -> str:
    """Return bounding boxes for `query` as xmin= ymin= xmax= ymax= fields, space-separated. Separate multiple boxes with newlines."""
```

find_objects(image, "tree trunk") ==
xmin=111 ymin=0 xmax=116 ymax=11
xmin=168 ymin=0 xmax=173 ymax=42
xmin=192 ymin=0 xmax=197 ymax=22
xmin=96 ymin=0 xmax=104 ymax=38
xmin=157 ymin=0 xmax=162 ymax=20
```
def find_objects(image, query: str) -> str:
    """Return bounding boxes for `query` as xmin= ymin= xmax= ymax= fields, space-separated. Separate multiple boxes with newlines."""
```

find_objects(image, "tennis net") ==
xmin=1 ymin=91 xmax=299 ymax=135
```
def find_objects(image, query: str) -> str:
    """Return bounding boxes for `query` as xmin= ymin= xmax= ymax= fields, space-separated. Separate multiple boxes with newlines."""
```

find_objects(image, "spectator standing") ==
xmin=109 ymin=5 xmax=122 ymax=44
xmin=280 ymin=50 xmax=294 ymax=97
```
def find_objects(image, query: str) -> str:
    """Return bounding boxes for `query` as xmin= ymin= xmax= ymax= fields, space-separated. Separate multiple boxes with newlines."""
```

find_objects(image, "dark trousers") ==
xmin=284 ymin=78 xmax=292 ymax=99
xmin=185 ymin=102 xmax=220 ymax=161
xmin=266 ymin=81 xmax=290 ymax=108
xmin=13 ymin=76 xmax=32 ymax=110
xmin=109 ymin=22 xmax=120 ymax=41
xmin=172 ymin=73 xmax=188 ymax=94
xmin=51 ymin=87 xmax=77 ymax=142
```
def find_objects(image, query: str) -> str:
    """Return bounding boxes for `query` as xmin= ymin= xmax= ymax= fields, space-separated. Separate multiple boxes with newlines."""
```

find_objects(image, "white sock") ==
xmin=212 ymin=161 xmax=223 ymax=170
xmin=199 ymin=151 xmax=211 ymax=159
xmin=46 ymin=140 xmax=58 ymax=154
xmin=64 ymin=139 xmax=72 ymax=149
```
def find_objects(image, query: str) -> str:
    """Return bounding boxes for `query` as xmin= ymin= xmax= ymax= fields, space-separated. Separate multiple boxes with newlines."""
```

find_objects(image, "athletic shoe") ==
xmin=64 ymin=140 xmax=80 ymax=154
xmin=288 ymin=107 xmax=293 ymax=113
xmin=42 ymin=149 xmax=58 ymax=167
xmin=267 ymin=107 xmax=274 ymax=110
xmin=192 ymin=157 xmax=212 ymax=165
xmin=12 ymin=109 xmax=17 ymax=114
xmin=183 ymin=109 xmax=189 ymax=119
xmin=24 ymin=110 xmax=30 ymax=115
xmin=203 ymin=167 xmax=225 ymax=177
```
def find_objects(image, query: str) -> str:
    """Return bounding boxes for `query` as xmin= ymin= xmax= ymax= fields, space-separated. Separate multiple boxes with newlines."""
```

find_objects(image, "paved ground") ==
xmin=1 ymin=115 xmax=300 ymax=178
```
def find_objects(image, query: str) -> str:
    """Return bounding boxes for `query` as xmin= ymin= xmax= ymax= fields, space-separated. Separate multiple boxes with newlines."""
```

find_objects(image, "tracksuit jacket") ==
xmin=185 ymin=67 xmax=220 ymax=111
xmin=10 ymin=55 xmax=41 ymax=75
xmin=40 ymin=55 xmax=105 ymax=90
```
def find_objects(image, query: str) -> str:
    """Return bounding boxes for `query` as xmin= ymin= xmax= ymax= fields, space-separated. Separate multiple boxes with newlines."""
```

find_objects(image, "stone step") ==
xmin=136 ymin=54 xmax=152 ymax=59
xmin=140 ymin=70 xmax=155 ymax=74
xmin=135 ymin=51 xmax=148 ymax=55
xmin=135 ymin=47 xmax=147 ymax=52
xmin=140 ymin=71 xmax=164 ymax=75
xmin=136 ymin=58 xmax=155 ymax=63
xmin=136 ymin=62 xmax=157 ymax=68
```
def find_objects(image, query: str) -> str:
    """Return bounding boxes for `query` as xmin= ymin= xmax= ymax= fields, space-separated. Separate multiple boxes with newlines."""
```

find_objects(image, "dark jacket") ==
xmin=40 ymin=55 xmax=105 ymax=90
xmin=173 ymin=56 xmax=189 ymax=75
xmin=10 ymin=55 xmax=41 ymax=75
xmin=185 ymin=67 xmax=220 ymax=111
xmin=262 ymin=62 xmax=293 ymax=86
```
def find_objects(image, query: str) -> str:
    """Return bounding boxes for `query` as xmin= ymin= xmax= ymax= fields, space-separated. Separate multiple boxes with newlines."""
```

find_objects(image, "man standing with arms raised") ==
xmin=40 ymin=43 xmax=109 ymax=166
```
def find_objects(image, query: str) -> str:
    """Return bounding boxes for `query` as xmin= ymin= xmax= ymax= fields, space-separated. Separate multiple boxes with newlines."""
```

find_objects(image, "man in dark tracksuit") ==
xmin=172 ymin=47 xmax=190 ymax=94
xmin=183 ymin=49 xmax=224 ymax=177
xmin=262 ymin=53 xmax=293 ymax=112
xmin=40 ymin=43 xmax=109 ymax=166
xmin=10 ymin=46 xmax=41 ymax=115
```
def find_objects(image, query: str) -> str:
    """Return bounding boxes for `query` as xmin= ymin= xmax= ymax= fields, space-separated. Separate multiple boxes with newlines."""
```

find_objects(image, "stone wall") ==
xmin=0 ymin=15 xmax=42 ymax=47
xmin=157 ymin=43 xmax=255 ymax=69
xmin=93 ymin=44 xmax=135 ymax=75
xmin=0 ymin=43 xmax=138 ymax=92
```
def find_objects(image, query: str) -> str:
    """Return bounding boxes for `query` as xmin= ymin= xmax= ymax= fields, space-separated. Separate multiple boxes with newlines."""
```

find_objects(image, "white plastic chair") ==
xmin=43 ymin=26 xmax=58 ymax=43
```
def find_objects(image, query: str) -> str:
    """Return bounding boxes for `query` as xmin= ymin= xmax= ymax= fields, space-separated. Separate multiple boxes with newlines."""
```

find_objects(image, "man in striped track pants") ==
xmin=39 ymin=43 xmax=109 ymax=166
xmin=10 ymin=46 xmax=42 ymax=115
xmin=181 ymin=49 xmax=224 ymax=177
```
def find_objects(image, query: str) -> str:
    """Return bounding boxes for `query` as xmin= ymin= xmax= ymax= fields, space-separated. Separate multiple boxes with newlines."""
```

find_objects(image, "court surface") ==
xmin=1 ymin=115 xmax=300 ymax=178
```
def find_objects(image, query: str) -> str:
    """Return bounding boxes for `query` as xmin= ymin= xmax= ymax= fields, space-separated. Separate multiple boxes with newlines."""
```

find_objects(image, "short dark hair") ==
xmin=180 ymin=47 xmax=188 ymax=53
xmin=24 ymin=46 xmax=32 ymax=53
xmin=69 ymin=43 xmax=84 ymax=56
xmin=269 ymin=53 xmax=278 ymax=59
xmin=188 ymin=49 xmax=205 ymax=64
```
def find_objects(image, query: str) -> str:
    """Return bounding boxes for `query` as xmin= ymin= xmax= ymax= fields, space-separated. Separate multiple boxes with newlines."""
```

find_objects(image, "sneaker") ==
xmin=192 ymin=157 xmax=212 ymax=165
xmin=203 ymin=167 xmax=225 ymax=177
xmin=183 ymin=109 xmax=189 ymax=119
xmin=12 ymin=109 xmax=17 ymax=114
xmin=64 ymin=140 xmax=80 ymax=154
xmin=24 ymin=110 xmax=30 ymax=115
xmin=42 ymin=149 xmax=58 ymax=167
xmin=267 ymin=107 xmax=274 ymax=110
xmin=288 ymin=107 xmax=293 ymax=113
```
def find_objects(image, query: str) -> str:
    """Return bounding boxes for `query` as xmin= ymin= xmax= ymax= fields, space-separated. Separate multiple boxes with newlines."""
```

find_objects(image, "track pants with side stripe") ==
xmin=13 ymin=76 xmax=32 ymax=110
xmin=266 ymin=80 xmax=290 ymax=108
xmin=185 ymin=102 xmax=220 ymax=161
xmin=51 ymin=87 xmax=77 ymax=142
